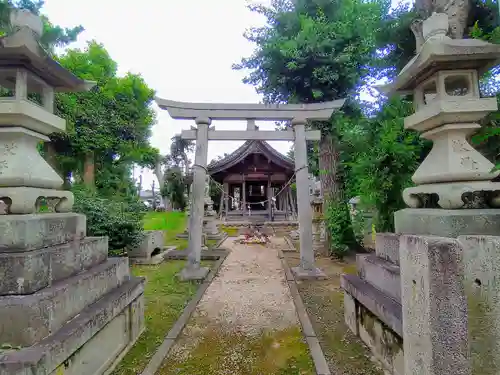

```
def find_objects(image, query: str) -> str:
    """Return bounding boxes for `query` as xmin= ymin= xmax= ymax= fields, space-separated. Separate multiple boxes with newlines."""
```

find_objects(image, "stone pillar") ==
xmin=292 ymin=120 xmax=325 ymax=279
xmin=267 ymin=175 xmax=272 ymax=220
xmin=242 ymin=176 xmax=246 ymax=214
xmin=223 ymin=182 xmax=229 ymax=215
xmin=400 ymin=235 xmax=470 ymax=375
xmin=181 ymin=117 xmax=210 ymax=280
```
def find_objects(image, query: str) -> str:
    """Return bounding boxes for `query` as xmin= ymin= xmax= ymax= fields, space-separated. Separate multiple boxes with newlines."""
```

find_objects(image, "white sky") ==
xmin=41 ymin=0 xmax=293 ymax=189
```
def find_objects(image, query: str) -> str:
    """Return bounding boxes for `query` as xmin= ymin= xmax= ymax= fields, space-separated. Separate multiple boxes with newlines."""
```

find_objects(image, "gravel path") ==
xmin=158 ymin=237 xmax=314 ymax=375
xmin=195 ymin=237 xmax=298 ymax=334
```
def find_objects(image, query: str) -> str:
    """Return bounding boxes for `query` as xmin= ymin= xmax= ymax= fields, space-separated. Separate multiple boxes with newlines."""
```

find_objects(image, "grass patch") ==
xmin=111 ymin=260 xmax=213 ymax=375
xmin=219 ymin=225 xmax=239 ymax=236
xmin=158 ymin=325 xmax=314 ymax=375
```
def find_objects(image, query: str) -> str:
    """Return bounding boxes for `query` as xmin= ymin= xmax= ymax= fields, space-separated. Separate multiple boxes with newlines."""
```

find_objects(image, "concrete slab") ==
xmin=0 ymin=236 xmax=108 ymax=295
xmin=357 ymin=253 xmax=401 ymax=301
xmin=341 ymin=273 xmax=403 ymax=337
xmin=0 ymin=213 xmax=86 ymax=252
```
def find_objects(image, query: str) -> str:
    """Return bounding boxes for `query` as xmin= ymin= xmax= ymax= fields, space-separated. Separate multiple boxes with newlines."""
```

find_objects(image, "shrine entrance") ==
xmin=208 ymin=137 xmax=296 ymax=222
xmin=155 ymin=98 xmax=345 ymax=281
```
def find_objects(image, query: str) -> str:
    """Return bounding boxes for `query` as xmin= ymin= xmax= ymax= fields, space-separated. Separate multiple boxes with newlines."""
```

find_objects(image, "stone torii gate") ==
xmin=155 ymin=98 xmax=345 ymax=280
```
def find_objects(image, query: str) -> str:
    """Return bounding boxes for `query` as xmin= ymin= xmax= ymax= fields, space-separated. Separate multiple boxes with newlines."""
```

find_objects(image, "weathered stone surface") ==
xmin=458 ymin=235 xmax=500 ymax=374
xmin=357 ymin=304 xmax=404 ymax=375
xmin=357 ymin=253 xmax=401 ymax=301
xmin=0 ymin=276 xmax=145 ymax=375
xmin=399 ymin=235 xmax=470 ymax=375
xmin=0 ymin=213 xmax=86 ymax=252
xmin=0 ymin=237 xmax=108 ymax=295
xmin=342 ymin=273 xmax=402 ymax=337
xmin=0 ymin=257 xmax=130 ymax=347
xmin=127 ymin=230 xmax=164 ymax=259
xmin=375 ymin=232 xmax=400 ymax=265
xmin=394 ymin=208 xmax=500 ymax=238
xmin=344 ymin=292 xmax=358 ymax=336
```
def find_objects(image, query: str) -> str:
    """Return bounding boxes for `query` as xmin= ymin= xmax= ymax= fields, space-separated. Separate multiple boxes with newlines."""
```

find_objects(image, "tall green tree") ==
xmin=51 ymin=41 xmax=158 ymax=195
xmin=235 ymin=0 xmax=390 ymax=254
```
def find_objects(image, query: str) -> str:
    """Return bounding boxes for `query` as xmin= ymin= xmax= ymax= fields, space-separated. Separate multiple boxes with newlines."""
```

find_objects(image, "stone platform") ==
xmin=341 ymin=233 xmax=404 ymax=375
xmin=0 ymin=213 xmax=145 ymax=375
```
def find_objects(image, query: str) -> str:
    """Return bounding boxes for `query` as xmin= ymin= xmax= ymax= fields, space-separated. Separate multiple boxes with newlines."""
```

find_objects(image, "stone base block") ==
xmin=342 ymin=275 xmax=404 ymax=375
xmin=394 ymin=208 xmax=500 ymax=238
xmin=341 ymin=274 xmax=402 ymax=336
xmin=0 ymin=257 xmax=130 ymax=346
xmin=375 ymin=233 xmax=400 ymax=265
xmin=206 ymin=232 xmax=224 ymax=240
xmin=356 ymin=302 xmax=404 ymax=375
xmin=0 ymin=212 xmax=86 ymax=252
xmin=357 ymin=254 xmax=401 ymax=301
xmin=291 ymin=266 xmax=327 ymax=280
xmin=0 ymin=237 xmax=108 ymax=295
xmin=176 ymin=232 xmax=189 ymax=239
xmin=178 ymin=265 xmax=209 ymax=281
xmin=127 ymin=230 xmax=165 ymax=259
xmin=129 ymin=246 xmax=177 ymax=265
xmin=0 ymin=277 xmax=145 ymax=375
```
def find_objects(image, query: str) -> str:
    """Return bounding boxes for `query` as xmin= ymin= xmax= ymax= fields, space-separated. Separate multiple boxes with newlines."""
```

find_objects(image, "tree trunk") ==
xmin=319 ymin=132 xmax=343 ymax=251
xmin=183 ymin=155 xmax=190 ymax=176
xmin=154 ymin=159 xmax=171 ymax=211
xmin=319 ymin=132 xmax=342 ymax=202
xmin=83 ymin=151 xmax=95 ymax=189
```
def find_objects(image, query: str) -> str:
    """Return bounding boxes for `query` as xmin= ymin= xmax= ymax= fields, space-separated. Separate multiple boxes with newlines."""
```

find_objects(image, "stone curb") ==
xmin=278 ymin=247 xmax=332 ymax=375
xmin=140 ymin=247 xmax=230 ymax=375
xmin=283 ymin=234 xmax=298 ymax=252
xmin=214 ymin=232 xmax=229 ymax=248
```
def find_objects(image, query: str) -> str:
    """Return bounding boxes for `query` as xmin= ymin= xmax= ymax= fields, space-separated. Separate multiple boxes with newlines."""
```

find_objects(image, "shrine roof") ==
xmin=208 ymin=140 xmax=294 ymax=175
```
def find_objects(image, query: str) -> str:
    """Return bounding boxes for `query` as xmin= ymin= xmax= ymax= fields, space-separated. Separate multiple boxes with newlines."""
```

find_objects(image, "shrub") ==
xmin=324 ymin=199 xmax=357 ymax=259
xmin=72 ymin=185 xmax=146 ymax=251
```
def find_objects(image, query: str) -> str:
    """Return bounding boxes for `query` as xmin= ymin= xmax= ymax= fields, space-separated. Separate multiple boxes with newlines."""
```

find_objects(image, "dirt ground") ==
xmin=284 ymin=252 xmax=384 ymax=375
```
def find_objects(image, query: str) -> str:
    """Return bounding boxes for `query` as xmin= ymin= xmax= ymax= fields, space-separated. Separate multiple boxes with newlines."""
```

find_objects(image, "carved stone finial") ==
xmin=422 ymin=12 xmax=451 ymax=42
xmin=10 ymin=9 xmax=43 ymax=38
xmin=1 ymin=9 xmax=45 ymax=56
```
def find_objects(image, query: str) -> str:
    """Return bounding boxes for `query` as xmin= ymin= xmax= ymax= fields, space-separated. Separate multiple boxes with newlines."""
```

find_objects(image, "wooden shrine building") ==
xmin=208 ymin=140 xmax=297 ymax=222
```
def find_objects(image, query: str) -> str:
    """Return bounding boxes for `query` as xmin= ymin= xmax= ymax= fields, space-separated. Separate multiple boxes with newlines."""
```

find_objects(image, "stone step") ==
xmin=357 ymin=253 xmax=401 ymax=301
xmin=0 ymin=257 xmax=130 ymax=347
xmin=0 ymin=213 xmax=86 ymax=252
xmin=341 ymin=273 xmax=402 ymax=337
xmin=0 ymin=276 xmax=145 ymax=375
xmin=375 ymin=232 xmax=400 ymax=265
xmin=0 ymin=236 xmax=108 ymax=295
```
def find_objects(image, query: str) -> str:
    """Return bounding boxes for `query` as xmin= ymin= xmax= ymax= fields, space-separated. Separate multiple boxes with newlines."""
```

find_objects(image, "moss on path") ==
xmin=158 ymin=324 xmax=313 ymax=375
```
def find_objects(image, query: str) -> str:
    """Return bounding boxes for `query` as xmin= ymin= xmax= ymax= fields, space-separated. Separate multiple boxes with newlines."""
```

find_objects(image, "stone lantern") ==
xmin=382 ymin=12 xmax=500 ymax=211
xmin=0 ymin=10 xmax=96 ymax=214
xmin=0 ymin=9 xmax=145 ymax=375
xmin=310 ymin=185 xmax=326 ymax=254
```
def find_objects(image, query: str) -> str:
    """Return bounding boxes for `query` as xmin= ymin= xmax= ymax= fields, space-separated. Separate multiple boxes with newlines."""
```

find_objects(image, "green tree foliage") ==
xmin=346 ymin=98 xmax=430 ymax=231
xmin=161 ymin=166 xmax=186 ymax=210
xmin=235 ymin=0 xmax=393 ymax=255
xmin=51 ymin=41 xmax=158 ymax=190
